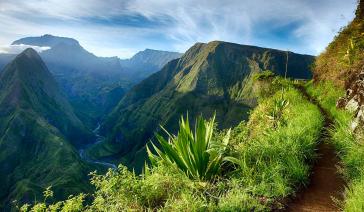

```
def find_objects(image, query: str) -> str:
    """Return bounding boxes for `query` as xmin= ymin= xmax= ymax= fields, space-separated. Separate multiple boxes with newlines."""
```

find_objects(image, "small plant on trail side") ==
xmin=267 ymin=98 xmax=290 ymax=128
xmin=147 ymin=115 xmax=231 ymax=181
xmin=345 ymin=38 xmax=356 ymax=65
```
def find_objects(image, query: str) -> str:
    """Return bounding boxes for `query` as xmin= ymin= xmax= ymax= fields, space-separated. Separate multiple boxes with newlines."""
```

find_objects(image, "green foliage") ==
xmin=230 ymin=87 xmax=323 ymax=199
xmin=148 ymin=115 xmax=231 ymax=181
xmin=266 ymin=98 xmax=289 ymax=128
xmin=305 ymin=81 xmax=364 ymax=211
xmin=23 ymin=79 xmax=323 ymax=211
xmin=98 ymin=41 xmax=314 ymax=170
xmin=344 ymin=178 xmax=364 ymax=211
xmin=43 ymin=186 xmax=54 ymax=203
xmin=0 ymin=49 xmax=94 ymax=209
xmin=253 ymin=70 xmax=275 ymax=81
xmin=314 ymin=1 xmax=364 ymax=86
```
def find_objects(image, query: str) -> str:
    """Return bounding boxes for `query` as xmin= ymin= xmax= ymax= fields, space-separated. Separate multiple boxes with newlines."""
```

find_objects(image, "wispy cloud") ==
xmin=0 ymin=44 xmax=50 ymax=54
xmin=0 ymin=0 xmax=358 ymax=58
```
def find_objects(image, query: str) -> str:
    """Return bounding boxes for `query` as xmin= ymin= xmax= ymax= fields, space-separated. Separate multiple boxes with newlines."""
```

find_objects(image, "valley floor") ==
xmin=78 ymin=124 xmax=117 ymax=170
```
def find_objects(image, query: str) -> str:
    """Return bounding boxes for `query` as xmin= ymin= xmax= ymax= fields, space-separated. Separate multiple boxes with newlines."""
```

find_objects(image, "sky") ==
xmin=0 ymin=0 xmax=358 ymax=58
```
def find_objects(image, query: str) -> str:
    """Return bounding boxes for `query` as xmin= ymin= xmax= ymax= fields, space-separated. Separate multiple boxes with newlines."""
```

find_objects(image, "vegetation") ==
xmin=94 ymin=41 xmax=314 ymax=170
xmin=314 ymin=0 xmax=364 ymax=87
xmin=0 ymin=49 xmax=93 ymax=209
xmin=306 ymin=81 xmax=364 ymax=211
xmin=306 ymin=2 xmax=364 ymax=209
xmin=252 ymin=70 xmax=275 ymax=81
xmin=21 ymin=78 xmax=324 ymax=211
xmin=148 ymin=115 xmax=231 ymax=181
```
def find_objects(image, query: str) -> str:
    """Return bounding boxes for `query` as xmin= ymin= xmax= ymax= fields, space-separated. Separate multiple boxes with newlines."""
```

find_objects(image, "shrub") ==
xmin=253 ymin=70 xmax=275 ymax=81
xmin=148 ymin=115 xmax=231 ymax=181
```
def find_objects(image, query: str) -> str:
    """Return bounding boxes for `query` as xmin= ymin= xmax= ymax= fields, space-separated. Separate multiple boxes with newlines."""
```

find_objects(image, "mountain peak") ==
xmin=0 ymin=48 xmax=47 ymax=81
xmin=18 ymin=48 xmax=41 ymax=60
xmin=0 ymin=48 xmax=91 ymax=145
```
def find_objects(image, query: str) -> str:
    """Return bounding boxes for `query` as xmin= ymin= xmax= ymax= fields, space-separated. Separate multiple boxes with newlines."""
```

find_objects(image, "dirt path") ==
xmin=285 ymin=85 xmax=346 ymax=211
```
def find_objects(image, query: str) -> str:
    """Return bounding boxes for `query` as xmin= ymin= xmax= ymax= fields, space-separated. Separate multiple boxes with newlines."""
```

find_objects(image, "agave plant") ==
xmin=267 ymin=98 xmax=289 ymax=128
xmin=147 ymin=115 xmax=231 ymax=181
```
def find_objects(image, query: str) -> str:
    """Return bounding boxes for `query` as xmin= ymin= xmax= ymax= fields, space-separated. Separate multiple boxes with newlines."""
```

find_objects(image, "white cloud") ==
xmin=0 ymin=0 xmax=358 ymax=57
xmin=0 ymin=44 xmax=51 ymax=54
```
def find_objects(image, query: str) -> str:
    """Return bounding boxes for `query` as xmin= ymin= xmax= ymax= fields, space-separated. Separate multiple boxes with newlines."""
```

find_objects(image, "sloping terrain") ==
xmin=296 ymin=1 xmax=364 ymax=210
xmin=5 ymin=35 xmax=183 ymax=128
xmin=21 ymin=77 xmax=325 ymax=211
xmin=95 ymin=41 xmax=314 ymax=169
xmin=0 ymin=49 xmax=92 ymax=208
xmin=12 ymin=35 xmax=127 ymax=127
xmin=286 ymin=85 xmax=345 ymax=211
xmin=314 ymin=0 xmax=364 ymax=88
xmin=120 ymin=49 xmax=182 ymax=82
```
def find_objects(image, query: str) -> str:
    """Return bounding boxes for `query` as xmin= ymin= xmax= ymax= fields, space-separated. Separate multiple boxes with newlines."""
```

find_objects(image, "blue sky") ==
xmin=0 ymin=0 xmax=358 ymax=58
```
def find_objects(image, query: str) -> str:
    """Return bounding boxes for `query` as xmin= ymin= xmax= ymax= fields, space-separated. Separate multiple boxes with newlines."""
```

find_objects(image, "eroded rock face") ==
xmin=337 ymin=64 xmax=364 ymax=133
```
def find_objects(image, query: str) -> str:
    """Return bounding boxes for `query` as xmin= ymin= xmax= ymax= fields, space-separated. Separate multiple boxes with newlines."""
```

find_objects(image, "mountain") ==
xmin=314 ymin=0 xmax=364 ymax=87
xmin=11 ymin=35 xmax=126 ymax=127
xmin=0 ymin=49 xmax=92 ymax=207
xmin=120 ymin=49 xmax=182 ymax=81
xmin=0 ymin=53 xmax=16 ymax=71
xmin=9 ymin=35 xmax=183 ymax=128
xmin=92 ymin=41 xmax=314 ymax=169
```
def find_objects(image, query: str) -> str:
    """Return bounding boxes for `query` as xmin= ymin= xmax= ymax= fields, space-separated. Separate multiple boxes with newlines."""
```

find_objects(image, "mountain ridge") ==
xmin=93 ymin=41 xmax=314 ymax=169
xmin=2 ymin=35 xmax=184 ymax=128
xmin=0 ymin=48 xmax=93 ymax=207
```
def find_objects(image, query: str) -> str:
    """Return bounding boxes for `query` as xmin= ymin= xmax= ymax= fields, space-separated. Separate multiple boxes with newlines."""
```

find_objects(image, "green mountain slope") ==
xmin=309 ymin=1 xmax=364 ymax=210
xmin=120 ymin=49 xmax=182 ymax=82
xmin=0 ymin=49 xmax=92 ymax=208
xmin=314 ymin=0 xmax=364 ymax=87
xmin=0 ymin=48 xmax=93 ymax=146
xmin=93 ymin=41 xmax=314 ymax=169
xmin=8 ymin=35 xmax=184 ymax=128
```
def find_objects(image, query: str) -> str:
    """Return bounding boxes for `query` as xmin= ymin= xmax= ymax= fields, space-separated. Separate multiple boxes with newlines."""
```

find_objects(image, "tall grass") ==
xmin=232 ymin=86 xmax=323 ymax=199
xmin=21 ymin=79 xmax=324 ymax=211
xmin=305 ymin=81 xmax=364 ymax=211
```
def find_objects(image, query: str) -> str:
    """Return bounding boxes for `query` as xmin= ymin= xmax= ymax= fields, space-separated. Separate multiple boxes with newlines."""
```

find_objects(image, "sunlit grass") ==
xmin=305 ymin=81 xmax=364 ymax=211
xmin=21 ymin=79 xmax=324 ymax=211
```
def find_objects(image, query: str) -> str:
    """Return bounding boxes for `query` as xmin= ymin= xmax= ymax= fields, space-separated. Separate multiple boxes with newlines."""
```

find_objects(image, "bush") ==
xmin=148 ymin=115 xmax=231 ymax=181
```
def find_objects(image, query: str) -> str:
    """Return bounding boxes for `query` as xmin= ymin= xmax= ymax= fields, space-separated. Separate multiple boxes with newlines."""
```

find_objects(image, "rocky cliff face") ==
xmin=337 ymin=63 xmax=364 ymax=134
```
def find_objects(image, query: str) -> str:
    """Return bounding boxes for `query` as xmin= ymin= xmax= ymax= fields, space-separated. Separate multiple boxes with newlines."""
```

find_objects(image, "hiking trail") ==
xmin=285 ymin=85 xmax=346 ymax=211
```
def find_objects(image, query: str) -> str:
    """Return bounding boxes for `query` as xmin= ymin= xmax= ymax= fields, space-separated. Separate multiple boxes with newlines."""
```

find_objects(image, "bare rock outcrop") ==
xmin=337 ymin=64 xmax=364 ymax=134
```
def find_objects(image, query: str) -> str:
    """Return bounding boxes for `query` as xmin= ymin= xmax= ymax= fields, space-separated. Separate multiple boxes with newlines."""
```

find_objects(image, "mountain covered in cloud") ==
xmin=1 ymin=35 xmax=183 ymax=128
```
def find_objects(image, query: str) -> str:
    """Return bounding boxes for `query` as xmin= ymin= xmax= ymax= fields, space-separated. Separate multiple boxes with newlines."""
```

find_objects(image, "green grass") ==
xmin=99 ymin=41 xmax=314 ymax=171
xmin=305 ymin=81 xmax=364 ymax=211
xmin=313 ymin=2 xmax=364 ymax=87
xmin=22 ymin=79 xmax=323 ymax=211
